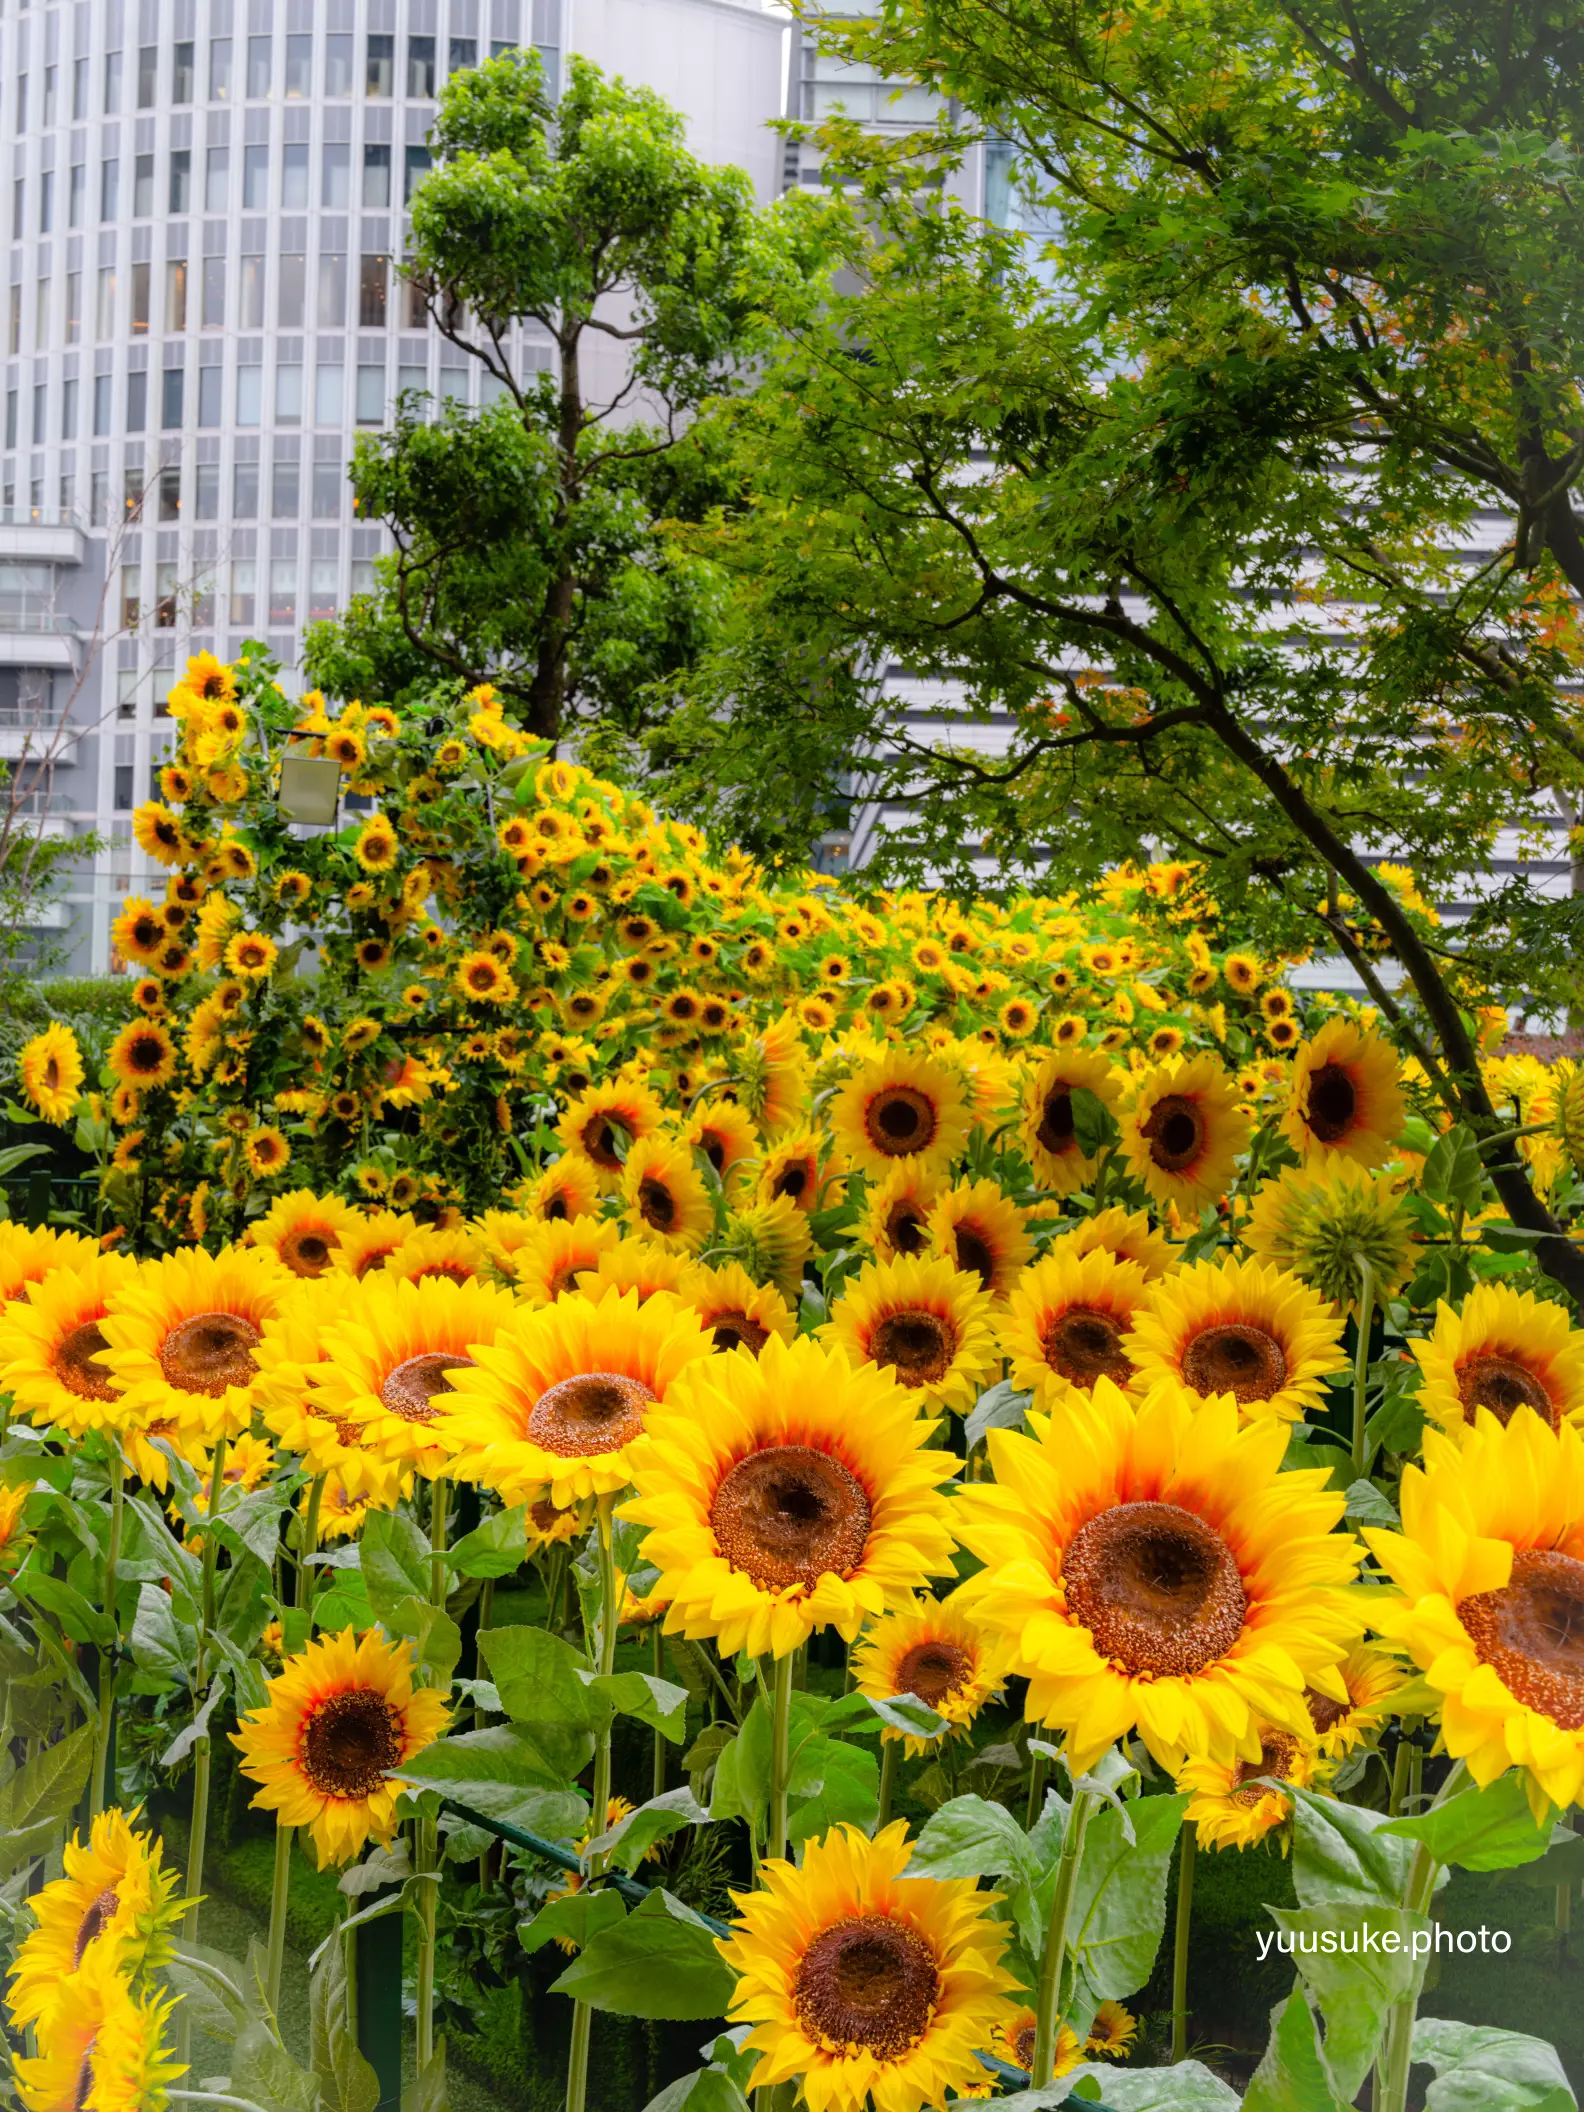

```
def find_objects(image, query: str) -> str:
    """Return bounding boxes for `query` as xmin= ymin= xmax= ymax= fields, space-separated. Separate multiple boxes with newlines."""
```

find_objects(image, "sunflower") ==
xmin=626 ymin=1332 xmax=960 ymax=1659
xmin=1018 ymin=1048 xmax=1123 ymax=1196
xmin=1125 ymin=1255 xmax=1346 ymax=1424
xmin=718 ymin=1822 xmax=1016 ymax=2112
xmin=923 ymin=1178 xmax=1031 ymax=1300
xmin=526 ymin=1492 xmax=587 ymax=1550
xmin=454 ymin=949 xmax=516 ymax=1005
xmin=1119 ymin=1054 xmax=1250 ymax=1220
xmin=682 ymin=1259 xmax=796 ymax=1356
xmin=576 ymin=1237 xmax=698 ymax=1307
xmin=823 ymin=1255 xmax=999 ymax=1415
xmin=254 ymin=1284 xmax=409 ymax=1504
xmin=861 ymin=1163 xmax=942 ymax=1264
xmin=107 ymin=1019 xmax=178 ymax=1092
xmin=1046 ymin=1205 xmax=1176 ymax=1280
xmin=111 ymin=897 xmax=168 ymax=967
xmin=244 ymin=1125 xmax=291 ymax=1179
xmin=99 ymin=1247 xmax=287 ymax=1446
xmin=0 ymin=1481 xmax=31 ymax=1573
xmin=383 ymin=1225 xmax=490 ymax=1286
xmin=0 ymin=1251 xmax=135 ymax=1436
xmin=620 ymin=1132 xmax=715 ymax=1254
xmin=1280 ymin=1019 xmax=1407 ymax=1169
xmin=1178 ymin=1724 xmax=1317 ymax=1853
xmin=14 ymin=1948 xmax=185 ymax=2112
xmin=850 ymin=1593 xmax=1005 ymax=1754
xmin=556 ymin=1078 xmax=666 ymax=1192
xmin=1411 ymin=1283 xmax=1584 ymax=1435
xmin=1242 ymin=1160 xmax=1418 ymax=1313
xmin=314 ymin=1472 xmax=375 ymax=1540
xmin=510 ymin=1214 xmax=623 ymax=1305
xmin=830 ymin=1050 xmax=971 ymax=1182
xmin=438 ymin=1283 xmax=713 ymax=1506
xmin=1004 ymin=1245 xmax=1152 ymax=1410
xmin=131 ymin=800 xmax=188 ymax=866
xmin=232 ymin=1627 xmax=450 ymax=1868
xmin=952 ymin=1380 xmax=1360 ymax=1772
xmin=757 ymin=1126 xmax=833 ymax=1216
xmin=331 ymin=1210 xmax=419 ymax=1281
xmin=988 ymin=2011 xmax=1083 ymax=2082
xmin=354 ymin=814 xmax=399 ymax=872
xmin=1304 ymin=1641 xmax=1409 ymax=1759
xmin=308 ymin=1272 xmax=518 ymax=1475
xmin=224 ymin=930 xmax=278 ymax=980
xmin=7 ymin=1807 xmax=182 ymax=2029
xmin=1085 ymin=2001 xmax=1138 ymax=2060
xmin=684 ymin=1099 xmax=761 ymax=1183
xmin=15 ymin=1023 xmax=84 ymax=1125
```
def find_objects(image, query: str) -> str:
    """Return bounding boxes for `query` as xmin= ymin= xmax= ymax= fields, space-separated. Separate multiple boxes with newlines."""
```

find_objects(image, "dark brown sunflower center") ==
xmin=300 ymin=1687 xmax=404 ymax=1799
xmin=710 ymin=1311 xmax=771 ymax=1356
xmin=1457 ymin=1548 xmax=1584 ymax=1730
xmin=55 ymin=1320 xmax=116 ymax=1401
xmin=1231 ymin=1729 xmax=1303 ymax=1807
xmin=355 ymin=1246 xmax=399 ymax=1279
xmin=581 ymin=1117 xmax=627 ymax=1171
xmin=1041 ymin=1306 xmax=1134 ymax=1388
xmin=1036 ymin=1087 xmax=1075 ymax=1153
xmin=280 ymin=1227 xmax=334 ymax=1277
xmin=865 ymin=1086 xmax=937 ymax=1158
xmin=380 ymin=1351 xmax=475 ymax=1424
xmin=711 ymin=1444 xmax=871 ymax=1590
xmin=885 ymin=1200 xmax=929 ymax=1256
xmin=530 ymin=1498 xmax=574 ymax=1533
xmin=1304 ymin=1687 xmax=1350 ymax=1734
xmin=1141 ymin=1093 xmax=1205 ymax=1171
xmin=868 ymin=1308 xmax=956 ymax=1388
xmin=1455 ymin=1352 xmax=1556 ymax=1429
xmin=159 ymin=1311 xmax=262 ymax=1396
xmin=546 ymin=1193 xmax=571 ymax=1220
xmin=1014 ymin=2023 xmax=1038 ymax=2071
xmin=774 ymin=1163 xmax=810 ymax=1200
xmin=1180 ymin=1321 xmax=1288 ymax=1404
xmin=638 ymin=1178 xmax=677 ymax=1232
xmin=893 ymin=1638 xmax=972 ymax=1707
xmin=1063 ymin=1500 xmax=1247 ymax=1676
xmin=953 ymin=1226 xmax=996 ymax=1290
xmin=793 ymin=1915 xmax=940 ymax=2059
xmin=526 ymin=1370 xmax=656 ymax=1458
xmin=1305 ymin=1063 xmax=1357 ymax=1144
xmin=72 ymin=1885 xmax=122 ymax=1966
xmin=702 ymin=1137 xmax=727 ymax=1173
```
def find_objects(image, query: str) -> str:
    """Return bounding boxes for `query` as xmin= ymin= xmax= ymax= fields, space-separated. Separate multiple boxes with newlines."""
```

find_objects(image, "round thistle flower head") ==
xmin=850 ymin=1592 xmax=1006 ymax=1755
xmin=625 ymin=1332 xmax=960 ymax=1659
xmin=829 ymin=1048 xmax=971 ymax=1182
xmin=1411 ymin=1283 xmax=1584 ymax=1436
xmin=1003 ymin=1244 xmax=1152 ymax=1411
xmin=16 ymin=1023 xmax=84 ymax=1125
xmin=437 ymin=1283 xmax=714 ymax=1507
xmin=1280 ymin=1018 xmax=1407 ymax=1169
xmin=952 ymin=1380 xmax=1361 ymax=1773
xmin=0 ymin=1250 xmax=136 ymax=1436
xmin=1365 ymin=1407 xmax=1584 ymax=1814
xmin=822 ymin=1253 xmax=1000 ymax=1415
xmin=99 ymin=1246 xmax=288 ymax=1447
xmin=717 ymin=1821 xmax=1018 ymax=2112
xmin=1124 ymin=1254 xmax=1348 ymax=1425
xmin=1119 ymin=1054 xmax=1250 ymax=1219
xmin=7 ymin=1806 xmax=182 ymax=2029
xmin=232 ymin=1626 xmax=450 ymax=1868
xmin=14 ymin=1945 xmax=186 ymax=2112
xmin=1243 ymin=1160 xmax=1418 ymax=1312
xmin=1178 ymin=1723 xmax=1318 ymax=1853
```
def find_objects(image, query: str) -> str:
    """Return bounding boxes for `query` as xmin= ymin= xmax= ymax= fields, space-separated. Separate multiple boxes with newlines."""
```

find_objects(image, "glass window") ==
xmin=173 ymin=42 xmax=195 ymax=102
xmin=205 ymin=147 xmax=230 ymax=211
xmin=38 ymin=170 xmax=54 ymax=235
xmin=404 ymin=146 xmax=432 ymax=202
xmin=326 ymin=35 xmax=353 ymax=96
xmin=229 ymin=557 xmax=256 ymax=624
xmin=358 ymin=255 xmax=388 ymax=328
xmin=170 ymin=150 xmax=192 ymax=214
xmin=13 ymin=75 xmax=25 ymax=131
xmin=159 ymin=466 xmax=182 ymax=520
xmin=138 ymin=46 xmax=157 ymax=108
xmin=247 ymin=35 xmax=271 ymax=98
xmin=233 ymin=462 xmax=259 ymax=517
xmin=32 ymin=382 xmax=47 ymax=444
xmin=239 ymin=256 xmax=265 ymax=329
xmin=198 ymin=365 xmax=222 ymax=425
xmin=127 ymin=370 xmax=148 ymax=431
xmin=312 ymin=457 xmax=343 ymax=514
xmin=202 ymin=257 xmax=225 ymax=327
xmin=11 ymin=178 xmax=23 ymax=241
xmin=5 ymin=287 xmax=16 ymax=355
xmin=322 ymin=142 xmax=350 ymax=209
xmin=34 ymin=279 xmax=50 ymax=351
xmin=121 ymin=561 xmax=141 ymax=625
xmin=285 ymin=34 xmax=313 ymax=97
xmin=114 ymin=764 xmax=135 ymax=809
xmin=44 ymin=65 xmax=58 ymax=125
xmin=317 ymin=252 xmax=347 ymax=327
xmin=314 ymin=365 xmax=344 ymax=426
xmin=404 ymin=276 xmax=429 ymax=328
xmin=133 ymin=153 xmax=155 ymax=217
xmin=397 ymin=362 xmax=427 ymax=404
xmin=243 ymin=145 xmax=269 ymax=211
xmin=162 ymin=368 xmax=184 ymax=429
xmin=126 ymin=471 xmax=147 ymax=525
xmin=408 ymin=36 xmax=436 ymax=98
xmin=69 ymin=163 xmax=85 ymax=228
xmin=270 ymin=557 xmax=297 ymax=623
xmin=195 ymin=462 xmax=220 ymax=518
xmin=276 ymin=366 xmax=304 ymax=423
xmin=209 ymin=38 xmax=233 ymax=100
xmin=61 ymin=378 xmax=78 ymax=440
xmin=104 ymin=50 xmax=123 ymax=114
xmin=193 ymin=575 xmax=215 ymax=628
xmin=156 ymin=562 xmax=178 ymax=626
xmin=166 ymin=259 xmax=188 ymax=331
xmin=310 ymin=557 xmax=339 ymax=619
xmin=351 ymin=558 xmax=376 ymax=597
xmin=131 ymin=260 xmax=151 ymax=332
xmin=65 ymin=272 xmax=81 ymax=343
xmin=282 ymin=143 xmax=310 ymax=210
xmin=95 ymin=264 xmax=117 ymax=337
xmin=272 ymin=454 xmax=300 ymax=512
xmin=90 ymin=468 xmax=110 ymax=524
xmin=362 ymin=145 xmax=391 ymax=209
xmin=366 ymin=34 xmax=395 ymax=97
xmin=100 ymin=157 xmax=119 ymax=220
xmin=449 ymin=38 xmax=478 ymax=74
xmin=355 ymin=363 xmax=385 ymax=423
xmin=73 ymin=56 xmax=89 ymax=122
xmin=278 ymin=254 xmax=306 ymax=328
xmin=236 ymin=364 xmax=262 ymax=425
xmin=93 ymin=374 xmax=112 ymax=434
xmin=4 ymin=388 xmax=15 ymax=448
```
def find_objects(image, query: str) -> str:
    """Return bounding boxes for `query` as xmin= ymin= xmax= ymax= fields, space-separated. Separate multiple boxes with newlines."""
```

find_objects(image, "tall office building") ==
xmin=0 ymin=0 xmax=784 ymax=972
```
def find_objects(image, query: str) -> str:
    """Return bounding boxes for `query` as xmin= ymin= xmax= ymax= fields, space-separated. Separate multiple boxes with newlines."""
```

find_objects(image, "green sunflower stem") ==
xmin=1025 ymin=1747 xmax=1049 ymax=1831
xmin=184 ymin=1438 xmax=230 ymax=1939
xmin=1351 ymin=1252 xmax=1376 ymax=1480
xmin=1030 ymin=1786 xmax=1096 ymax=2088
xmin=1388 ymin=1719 xmax=1418 ymax=1816
xmin=566 ymin=1501 xmax=621 ymax=2112
xmin=429 ymin=1475 xmax=450 ymax=1609
xmin=1170 ymin=1821 xmax=1197 ymax=2063
xmin=91 ymin=1447 xmax=126 ymax=1818
xmin=415 ymin=1812 xmax=440 ymax=2072
xmin=767 ymin=1648 xmax=795 ymax=1868
xmin=1377 ymin=1760 xmax=1467 ymax=2112
xmin=652 ymin=1623 xmax=667 ymax=1800
xmin=264 ymin=1823 xmax=293 ymax=2013
xmin=297 ymin=1473 xmax=325 ymax=1620
xmin=877 ymin=1737 xmax=900 ymax=1833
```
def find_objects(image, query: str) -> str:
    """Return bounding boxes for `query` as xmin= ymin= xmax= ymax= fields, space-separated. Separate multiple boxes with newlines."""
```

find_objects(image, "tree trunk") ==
xmin=525 ymin=321 xmax=583 ymax=743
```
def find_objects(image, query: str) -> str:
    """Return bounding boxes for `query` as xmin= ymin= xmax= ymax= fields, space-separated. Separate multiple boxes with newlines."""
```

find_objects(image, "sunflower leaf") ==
xmin=966 ymin=1379 xmax=1033 ymax=1450
xmin=582 ymin=1669 xmax=690 ymax=1743
xmin=360 ymin=1509 xmax=433 ymax=1621
xmin=549 ymin=1887 xmax=735 ymax=2019
xmin=1269 ymin=1904 xmax=1430 ymax=2099
xmin=1067 ymin=1792 xmax=1186 ymax=2004
xmin=1059 ymin=2059 xmax=1240 ymax=2107
xmin=587 ymin=1786 xmax=711 ymax=1871
xmin=1290 ymin=1789 xmax=1418 ymax=1909
xmin=0 ymin=1716 xmax=93 ymax=1840
xmin=1381 ymin=1772 xmax=1555 ymax=1871
xmin=786 ymin=1735 xmax=879 ymax=1844
xmin=907 ymin=1792 xmax=1044 ymax=1886
xmin=1412 ymin=2019 xmax=1578 ymax=2111
xmin=480 ymin=1625 xmax=603 ymax=1732
xmin=1242 ymin=1990 xmax=1350 ymax=2112
xmin=310 ymin=1929 xmax=381 ymax=2112
xmin=520 ymin=1888 xmax=628 ymax=1956
xmin=444 ymin=1502 xmax=529 ymax=1577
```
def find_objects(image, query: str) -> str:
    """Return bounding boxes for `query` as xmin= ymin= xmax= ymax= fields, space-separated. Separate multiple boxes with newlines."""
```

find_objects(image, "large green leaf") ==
xmin=786 ymin=1735 xmax=879 ymax=1846
xmin=520 ymin=1889 xmax=628 ymax=1956
xmin=642 ymin=2073 xmax=750 ymax=2112
xmin=589 ymin=1788 xmax=711 ymax=1872
xmin=0 ymin=1720 xmax=94 ymax=1842
xmin=479 ymin=1624 xmax=603 ymax=1731
xmin=585 ymin=1668 xmax=690 ymax=1744
xmin=391 ymin=1724 xmax=590 ymax=1827
xmin=1413 ymin=2020 xmax=1577 ymax=2112
xmin=445 ymin=1502 xmax=530 ymax=1578
xmin=310 ymin=1932 xmax=381 ymax=2112
xmin=1381 ymin=1772 xmax=1553 ymax=1871
xmin=1290 ymin=1789 xmax=1418 ymax=1908
xmin=1063 ymin=2064 xmax=1240 ymax=2108
xmin=550 ymin=1889 xmax=735 ymax=2020
xmin=906 ymin=1793 xmax=1042 ymax=1885
xmin=1269 ymin=1904 xmax=1429 ymax=2100
xmin=10 ymin=1568 xmax=114 ymax=1647
xmin=1242 ymin=1992 xmax=1350 ymax=2112
xmin=360 ymin=1508 xmax=433 ymax=1624
xmin=1068 ymin=1791 xmax=1187 ymax=2004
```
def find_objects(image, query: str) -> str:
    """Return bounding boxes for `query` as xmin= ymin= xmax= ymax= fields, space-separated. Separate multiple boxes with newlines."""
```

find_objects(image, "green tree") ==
xmin=677 ymin=0 xmax=1584 ymax=1293
xmin=306 ymin=49 xmax=824 ymax=742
